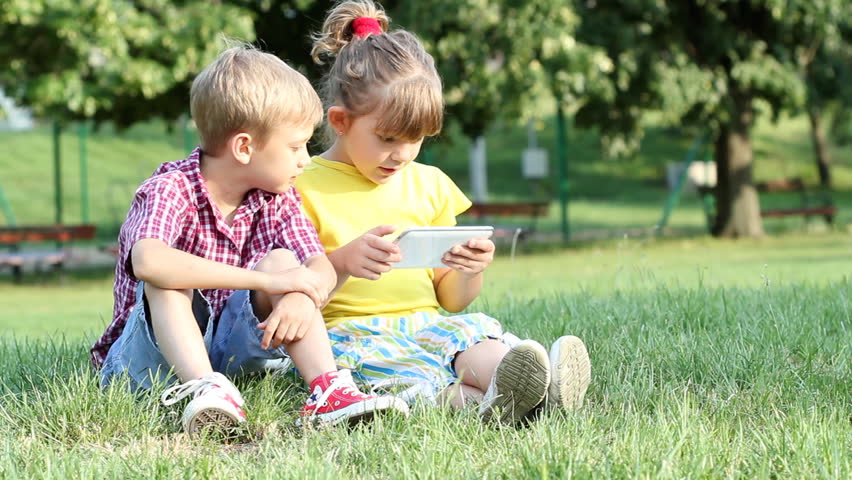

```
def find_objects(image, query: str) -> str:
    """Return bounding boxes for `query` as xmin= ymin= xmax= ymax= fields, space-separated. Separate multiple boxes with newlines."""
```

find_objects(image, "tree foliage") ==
xmin=572 ymin=0 xmax=851 ymax=237
xmin=398 ymin=1 xmax=609 ymax=138
xmin=0 ymin=0 xmax=255 ymax=126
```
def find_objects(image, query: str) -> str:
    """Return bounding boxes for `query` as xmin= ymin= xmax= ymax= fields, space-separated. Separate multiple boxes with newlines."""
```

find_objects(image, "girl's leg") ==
xmin=145 ymin=283 xmax=212 ymax=382
xmin=453 ymin=339 xmax=509 ymax=391
xmin=437 ymin=383 xmax=485 ymax=408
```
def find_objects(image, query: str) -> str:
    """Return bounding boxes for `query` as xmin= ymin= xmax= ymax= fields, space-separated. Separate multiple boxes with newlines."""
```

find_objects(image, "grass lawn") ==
xmin=0 ymin=233 xmax=849 ymax=478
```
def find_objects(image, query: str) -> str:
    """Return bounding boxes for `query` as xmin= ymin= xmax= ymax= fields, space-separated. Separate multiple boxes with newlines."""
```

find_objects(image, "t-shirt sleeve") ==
xmin=431 ymin=168 xmax=473 ymax=227
xmin=119 ymin=175 xmax=191 ymax=275
xmin=274 ymin=188 xmax=326 ymax=263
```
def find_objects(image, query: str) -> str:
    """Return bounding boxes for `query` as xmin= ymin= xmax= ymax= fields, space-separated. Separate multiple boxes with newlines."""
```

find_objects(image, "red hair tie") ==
xmin=352 ymin=17 xmax=382 ymax=38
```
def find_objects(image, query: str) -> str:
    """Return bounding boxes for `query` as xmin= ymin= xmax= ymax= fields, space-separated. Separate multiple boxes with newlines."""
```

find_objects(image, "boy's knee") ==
xmin=255 ymin=248 xmax=299 ymax=272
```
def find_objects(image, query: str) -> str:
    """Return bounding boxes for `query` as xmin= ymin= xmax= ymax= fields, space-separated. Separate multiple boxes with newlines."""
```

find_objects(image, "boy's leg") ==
xmin=101 ymin=282 xmax=246 ymax=434
xmin=144 ymin=284 xmax=212 ymax=382
xmin=212 ymin=249 xmax=409 ymax=426
xmin=250 ymin=249 xmax=335 ymax=382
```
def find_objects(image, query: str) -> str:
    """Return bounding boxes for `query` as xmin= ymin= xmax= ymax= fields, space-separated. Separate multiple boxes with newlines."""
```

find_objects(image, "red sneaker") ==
xmin=297 ymin=369 xmax=409 ymax=427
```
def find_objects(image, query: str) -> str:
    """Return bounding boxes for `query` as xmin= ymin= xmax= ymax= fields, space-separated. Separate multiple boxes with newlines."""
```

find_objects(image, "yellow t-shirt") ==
xmin=296 ymin=156 xmax=472 ymax=327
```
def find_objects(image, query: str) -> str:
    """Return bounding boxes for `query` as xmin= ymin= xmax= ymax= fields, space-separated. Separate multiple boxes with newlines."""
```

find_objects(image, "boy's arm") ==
xmin=131 ymin=238 xmax=326 ymax=306
xmin=302 ymin=253 xmax=337 ymax=306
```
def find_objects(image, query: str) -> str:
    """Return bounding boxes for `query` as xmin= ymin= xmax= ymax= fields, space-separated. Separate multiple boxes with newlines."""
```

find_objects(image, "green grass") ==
xmin=1 ymin=114 xmax=850 ymax=241
xmin=1 ymin=233 xmax=849 ymax=478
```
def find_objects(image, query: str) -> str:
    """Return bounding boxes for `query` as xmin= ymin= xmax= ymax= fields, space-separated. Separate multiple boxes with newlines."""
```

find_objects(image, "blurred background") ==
xmin=0 ymin=0 xmax=850 ymax=259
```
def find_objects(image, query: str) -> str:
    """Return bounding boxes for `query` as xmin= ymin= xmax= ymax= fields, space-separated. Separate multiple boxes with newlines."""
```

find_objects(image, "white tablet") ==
xmin=392 ymin=226 xmax=494 ymax=269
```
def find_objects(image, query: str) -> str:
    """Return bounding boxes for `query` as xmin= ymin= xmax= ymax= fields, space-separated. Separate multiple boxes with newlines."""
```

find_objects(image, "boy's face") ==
xmin=344 ymin=112 xmax=424 ymax=185
xmin=250 ymin=122 xmax=314 ymax=193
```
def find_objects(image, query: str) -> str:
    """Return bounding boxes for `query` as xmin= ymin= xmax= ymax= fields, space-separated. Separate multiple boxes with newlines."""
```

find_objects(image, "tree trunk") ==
xmin=807 ymin=106 xmax=832 ymax=188
xmin=711 ymin=93 xmax=764 ymax=238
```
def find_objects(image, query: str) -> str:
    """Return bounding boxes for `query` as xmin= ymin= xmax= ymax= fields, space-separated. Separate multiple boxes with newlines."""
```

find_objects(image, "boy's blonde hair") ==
xmin=191 ymin=43 xmax=323 ymax=155
xmin=311 ymin=0 xmax=443 ymax=143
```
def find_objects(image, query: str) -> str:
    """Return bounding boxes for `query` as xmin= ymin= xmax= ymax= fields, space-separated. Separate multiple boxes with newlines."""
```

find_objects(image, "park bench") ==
xmin=462 ymin=201 xmax=550 ymax=243
xmin=756 ymin=177 xmax=836 ymax=224
xmin=0 ymin=224 xmax=96 ymax=281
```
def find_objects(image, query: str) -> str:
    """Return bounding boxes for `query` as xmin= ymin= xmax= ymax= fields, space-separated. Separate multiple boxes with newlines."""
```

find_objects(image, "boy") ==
xmin=91 ymin=44 xmax=407 ymax=434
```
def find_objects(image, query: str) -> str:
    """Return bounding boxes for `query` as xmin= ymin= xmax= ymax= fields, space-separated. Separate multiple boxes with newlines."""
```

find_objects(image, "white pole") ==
xmin=469 ymin=135 xmax=488 ymax=202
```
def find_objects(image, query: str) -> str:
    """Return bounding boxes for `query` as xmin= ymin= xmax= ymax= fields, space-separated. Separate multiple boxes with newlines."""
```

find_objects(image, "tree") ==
xmin=573 ymin=0 xmax=850 ymax=237
xmin=0 ymin=0 xmax=255 ymax=126
xmin=803 ymin=19 xmax=852 ymax=187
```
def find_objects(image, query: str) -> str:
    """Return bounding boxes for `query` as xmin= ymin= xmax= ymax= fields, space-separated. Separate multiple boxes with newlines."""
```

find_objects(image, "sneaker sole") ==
xmin=185 ymin=407 xmax=243 ymax=435
xmin=482 ymin=340 xmax=550 ymax=425
xmin=297 ymin=396 xmax=410 ymax=428
xmin=547 ymin=335 xmax=591 ymax=410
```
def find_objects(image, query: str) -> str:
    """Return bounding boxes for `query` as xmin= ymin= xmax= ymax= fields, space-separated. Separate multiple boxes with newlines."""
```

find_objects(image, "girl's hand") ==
xmin=339 ymin=225 xmax=402 ymax=280
xmin=441 ymin=238 xmax=495 ymax=276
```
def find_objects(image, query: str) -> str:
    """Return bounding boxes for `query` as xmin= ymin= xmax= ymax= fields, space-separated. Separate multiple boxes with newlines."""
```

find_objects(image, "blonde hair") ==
xmin=190 ymin=43 xmax=323 ymax=155
xmin=311 ymin=0 xmax=443 ymax=143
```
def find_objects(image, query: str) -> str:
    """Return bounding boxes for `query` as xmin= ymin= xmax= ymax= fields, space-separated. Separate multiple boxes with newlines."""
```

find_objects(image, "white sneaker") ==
xmin=547 ymin=335 xmax=591 ymax=410
xmin=161 ymin=372 xmax=247 ymax=434
xmin=478 ymin=340 xmax=550 ymax=425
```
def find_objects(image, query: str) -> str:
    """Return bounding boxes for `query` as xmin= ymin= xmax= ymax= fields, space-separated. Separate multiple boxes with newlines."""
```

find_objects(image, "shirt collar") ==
xmin=188 ymin=147 xmax=277 ymax=216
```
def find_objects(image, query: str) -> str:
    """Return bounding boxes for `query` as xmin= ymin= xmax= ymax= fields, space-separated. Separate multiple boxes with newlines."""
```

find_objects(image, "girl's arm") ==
xmin=433 ymin=267 xmax=484 ymax=312
xmin=433 ymin=238 xmax=495 ymax=312
xmin=326 ymin=224 xmax=400 ymax=289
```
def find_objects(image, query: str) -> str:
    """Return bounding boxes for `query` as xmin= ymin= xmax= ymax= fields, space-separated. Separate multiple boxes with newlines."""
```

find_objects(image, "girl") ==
xmin=296 ymin=0 xmax=591 ymax=425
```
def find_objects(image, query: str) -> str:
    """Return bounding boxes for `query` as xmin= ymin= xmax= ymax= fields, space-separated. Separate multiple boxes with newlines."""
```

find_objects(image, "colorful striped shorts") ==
xmin=328 ymin=311 xmax=510 ymax=400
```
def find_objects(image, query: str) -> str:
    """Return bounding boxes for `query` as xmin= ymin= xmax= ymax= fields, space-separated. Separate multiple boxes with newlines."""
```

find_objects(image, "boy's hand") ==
xmin=339 ymin=225 xmax=401 ymax=280
xmin=442 ymin=238 xmax=495 ymax=276
xmin=264 ymin=266 xmax=327 ymax=308
xmin=257 ymin=292 xmax=317 ymax=349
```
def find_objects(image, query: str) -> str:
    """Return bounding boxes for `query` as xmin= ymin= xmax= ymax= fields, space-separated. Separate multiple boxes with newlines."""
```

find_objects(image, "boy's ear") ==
xmin=229 ymin=132 xmax=253 ymax=165
xmin=327 ymin=106 xmax=351 ymax=135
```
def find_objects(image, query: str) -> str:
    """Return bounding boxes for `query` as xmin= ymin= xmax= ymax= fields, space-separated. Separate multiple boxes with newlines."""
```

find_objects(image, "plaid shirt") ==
xmin=90 ymin=148 xmax=325 ymax=367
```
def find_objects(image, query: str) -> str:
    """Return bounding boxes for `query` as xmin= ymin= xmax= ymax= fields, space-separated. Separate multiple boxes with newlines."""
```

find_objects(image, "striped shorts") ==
xmin=328 ymin=312 xmax=508 ymax=400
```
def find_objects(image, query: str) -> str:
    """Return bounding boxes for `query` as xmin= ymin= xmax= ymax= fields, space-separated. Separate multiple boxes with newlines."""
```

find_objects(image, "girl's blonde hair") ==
xmin=191 ymin=43 xmax=323 ymax=155
xmin=311 ymin=0 xmax=443 ymax=143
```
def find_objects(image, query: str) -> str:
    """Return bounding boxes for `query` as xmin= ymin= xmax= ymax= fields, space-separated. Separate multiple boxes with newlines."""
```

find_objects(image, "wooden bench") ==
xmin=462 ymin=202 xmax=550 ymax=242
xmin=0 ymin=224 xmax=96 ymax=281
xmin=756 ymin=178 xmax=836 ymax=223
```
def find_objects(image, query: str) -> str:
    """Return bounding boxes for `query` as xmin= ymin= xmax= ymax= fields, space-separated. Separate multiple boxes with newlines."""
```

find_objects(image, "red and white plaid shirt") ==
xmin=90 ymin=148 xmax=325 ymax=367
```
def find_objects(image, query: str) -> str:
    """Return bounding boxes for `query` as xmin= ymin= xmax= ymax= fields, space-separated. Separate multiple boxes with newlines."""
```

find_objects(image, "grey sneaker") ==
xmin=478 ymin=340 xmax=550 ymax=425
xmin=546 ymin=335 xmax=591 ymax=410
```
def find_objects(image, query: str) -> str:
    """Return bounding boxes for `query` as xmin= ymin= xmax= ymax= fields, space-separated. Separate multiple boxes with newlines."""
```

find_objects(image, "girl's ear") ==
xmin=327 ymin=106 xmax=351 ymax=136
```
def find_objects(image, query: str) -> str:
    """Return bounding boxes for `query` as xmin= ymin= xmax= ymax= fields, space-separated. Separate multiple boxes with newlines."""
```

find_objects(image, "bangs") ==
xmin=373 ymin=77 xmax=443 ymax=141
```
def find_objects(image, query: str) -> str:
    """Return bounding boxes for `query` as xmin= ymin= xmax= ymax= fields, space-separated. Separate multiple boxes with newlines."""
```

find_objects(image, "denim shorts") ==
xmin=100 ymin=283 xmax=290 ymax=391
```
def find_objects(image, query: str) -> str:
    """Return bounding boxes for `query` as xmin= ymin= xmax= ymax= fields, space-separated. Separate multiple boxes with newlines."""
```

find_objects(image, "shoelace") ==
xmin=305 ymin=369 xmax=362 ymax=419
xmin=160 ymin=373 xmax=244 ymax=407
xmin=369 ymin=378 xmax=437 ymax=406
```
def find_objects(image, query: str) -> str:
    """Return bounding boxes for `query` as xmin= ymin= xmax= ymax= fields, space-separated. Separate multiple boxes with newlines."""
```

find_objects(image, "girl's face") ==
xmin=341 ymin=112 xmax=424 ymax=185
